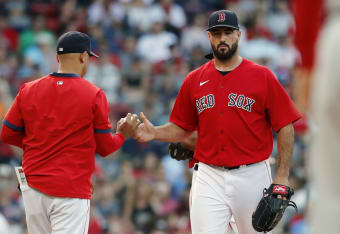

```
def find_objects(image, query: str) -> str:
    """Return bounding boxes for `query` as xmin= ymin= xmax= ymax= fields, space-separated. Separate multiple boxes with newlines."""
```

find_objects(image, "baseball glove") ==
xmin=168 ymin=143 xmax=194 ymax=161
xmin=252 ymin=184 xmax=298 ymax=233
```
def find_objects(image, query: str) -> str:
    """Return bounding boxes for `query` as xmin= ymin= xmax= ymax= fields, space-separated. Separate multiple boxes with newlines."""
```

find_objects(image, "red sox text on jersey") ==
xmin=196 ymin=93 xmax=256 ymax=114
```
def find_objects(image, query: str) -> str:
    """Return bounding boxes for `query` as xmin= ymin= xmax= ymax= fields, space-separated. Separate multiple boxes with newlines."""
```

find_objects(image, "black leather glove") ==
xmin=252 ymin=184 xmax=298 ymax=232
xmin=168 ymin=143 xmax=194 ymax=161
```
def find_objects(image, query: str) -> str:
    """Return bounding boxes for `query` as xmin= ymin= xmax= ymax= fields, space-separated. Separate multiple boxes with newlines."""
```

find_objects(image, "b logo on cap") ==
xmin=217 ymin=12 xmax=226 ymax=23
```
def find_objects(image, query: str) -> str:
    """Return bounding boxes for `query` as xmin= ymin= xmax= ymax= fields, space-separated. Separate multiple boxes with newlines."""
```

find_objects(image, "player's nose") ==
xmin=220 ymin=32 xmax=229 ymax=42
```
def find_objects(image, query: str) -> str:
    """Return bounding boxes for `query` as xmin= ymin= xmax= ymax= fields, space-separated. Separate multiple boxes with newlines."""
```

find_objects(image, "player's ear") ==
xmin=80 ymin=52 xmax=87 ymax=64
xmin=207 ymin=31 xmax=212 ymax=40
xmin=237 ymin=30 xmax=241 ymax=41
xmin=56 ymin=54 xmax=60 ymax=63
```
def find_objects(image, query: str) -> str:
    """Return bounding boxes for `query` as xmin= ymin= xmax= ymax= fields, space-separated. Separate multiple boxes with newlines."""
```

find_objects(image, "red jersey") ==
xmin=170 ymin=59 xmax=301 ymax=167
xmin=1 ymin=73 xmax=125 ymax=199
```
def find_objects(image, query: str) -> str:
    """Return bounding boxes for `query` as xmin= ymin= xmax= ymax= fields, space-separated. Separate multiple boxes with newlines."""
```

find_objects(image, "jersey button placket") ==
xmin=218 ymin=79 xmax=226 ymax=116
xmin=221 ymin=144 xmax=226 ymax=152
xmin=218 ymin=79 xmax=226 ymax=153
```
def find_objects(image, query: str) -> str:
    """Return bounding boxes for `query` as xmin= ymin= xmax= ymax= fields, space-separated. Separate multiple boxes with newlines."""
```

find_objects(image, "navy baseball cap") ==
xmin=207 ymin=10 xmax=240 ymax=31
xmin=56 ymin=31 xmax=99 ymax=58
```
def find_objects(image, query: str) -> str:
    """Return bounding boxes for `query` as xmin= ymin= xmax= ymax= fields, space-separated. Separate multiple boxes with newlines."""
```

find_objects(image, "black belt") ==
xmin=194 ymin=162 xmax=256 ymax=171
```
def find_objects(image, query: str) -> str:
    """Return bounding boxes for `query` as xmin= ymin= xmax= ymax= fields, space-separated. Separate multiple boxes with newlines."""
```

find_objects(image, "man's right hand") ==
xmin=117 ymin=113 xmax=140 ymax=139
xmin=134 ymin=112 xmax=156 ymax=142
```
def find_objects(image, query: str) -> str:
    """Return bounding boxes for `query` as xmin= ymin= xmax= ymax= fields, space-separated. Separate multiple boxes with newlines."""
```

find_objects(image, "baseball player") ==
xmin=0 ymin=31 xmax=140 ymax=234
xmin=135 ymin=10 xmax=301 ymax=234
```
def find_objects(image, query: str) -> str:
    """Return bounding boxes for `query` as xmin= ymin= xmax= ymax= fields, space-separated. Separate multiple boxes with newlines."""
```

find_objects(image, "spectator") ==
xmin=119 ymin=35 xmax=139 ymax=72
xmin=5 ymin=0 xmax=30 ymax=31
xmin=132 ymin=179 xmax=156 ymax=233
xmin=18 ymin=15 xmax=55 ymax=54
xmin=87 ymin=0 xmax=126 ymax=27
xmin=266 ymin=0 xmax=295 ymax=38
xmin=23 ymin=32 xmax=57 ymax=75
xmin=126 ymin=0 xmax=154 ymax=33
xmin=149 ymin=0 xmax=187 ymax=30
xmin=137 ymin=21 xmax=177 ymax=63
xmin=181 ymin=13 xmax=210 ymax=53
xmin=121 ymin=56 xmax=150 ymax=111
xmin=0 ymin=16 xmax=18 ymax=51
xmin=85 ymin=46 xmax=122 ymax=104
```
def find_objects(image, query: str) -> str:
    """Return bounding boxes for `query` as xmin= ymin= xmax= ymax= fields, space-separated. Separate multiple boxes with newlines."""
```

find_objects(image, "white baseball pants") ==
xmin=190 ymin=166 xmax=239 ymax=234
xmin=20 ymin=184 xmax=90 ymax=234
xmin=190 ymin=160 xmax=272 ymax=234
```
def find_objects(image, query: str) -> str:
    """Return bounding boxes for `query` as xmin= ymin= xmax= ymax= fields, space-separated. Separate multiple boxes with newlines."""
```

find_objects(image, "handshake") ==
xmin=116 ymin=112 xmax=154 ymax=141
xmin=117 ymin=112 xmax=194 ymax=161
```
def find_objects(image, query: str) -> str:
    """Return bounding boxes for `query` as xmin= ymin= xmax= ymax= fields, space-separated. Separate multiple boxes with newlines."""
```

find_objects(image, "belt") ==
xmin=194 ymin=162 xmax=257 ymax=171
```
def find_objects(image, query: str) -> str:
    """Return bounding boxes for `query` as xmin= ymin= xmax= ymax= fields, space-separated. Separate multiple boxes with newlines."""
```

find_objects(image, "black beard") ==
xmin=211 ymin=41 xmax=238 ymax=61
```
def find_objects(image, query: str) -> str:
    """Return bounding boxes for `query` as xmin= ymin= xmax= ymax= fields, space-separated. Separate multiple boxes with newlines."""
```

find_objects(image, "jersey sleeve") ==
xmin=1 ymin=86 xmax=25 ymax=148
xmin=169 ymin=74 xmax=198 ymax=131
xmin=93 ymin=90 xmax=112 ymax=133
xmin=93 ymin=90 xmax=125 ymax=157
xmin=265 ymin=69 xmax=302 ymax=132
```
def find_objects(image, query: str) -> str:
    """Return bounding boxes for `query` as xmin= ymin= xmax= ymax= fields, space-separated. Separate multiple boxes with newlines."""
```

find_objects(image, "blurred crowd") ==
xmin=0 ymin=0 xmax=309 ymax=233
